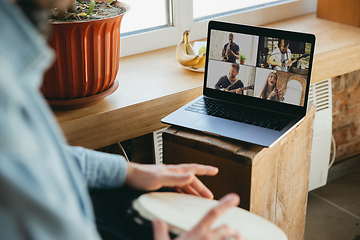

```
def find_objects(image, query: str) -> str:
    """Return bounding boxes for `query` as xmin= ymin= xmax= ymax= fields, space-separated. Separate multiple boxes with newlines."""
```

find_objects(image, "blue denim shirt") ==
xmin=0 ymin=0 xmax=127 ymax=239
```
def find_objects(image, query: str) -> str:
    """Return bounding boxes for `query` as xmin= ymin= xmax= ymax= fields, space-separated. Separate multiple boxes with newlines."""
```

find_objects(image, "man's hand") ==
xmin=125 ymin=163 xmax=219 ymax=199
xmin=285 ymin=59 xmax=296 ymax=68
xmin=277 ymin=61 xmax=284 ymax=68
xmin=226 ymin=49 xmax=240 ymax=61
xmin=152 ymin=193 xmax=243 ymax=240
xmin=235 ymin=88 xmax=242 ymax=95
xmin=226 ymin=49 xmax=233 ymax=57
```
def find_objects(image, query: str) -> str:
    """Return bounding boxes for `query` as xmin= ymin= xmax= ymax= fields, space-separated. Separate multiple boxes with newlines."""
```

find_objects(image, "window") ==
xmin=120 ymin=0 xmax=316 ymax=57
xmin=120 ymin=0 xmax=172 ymax=36
xmin=193 ymin=0 xmax=285 ymax=21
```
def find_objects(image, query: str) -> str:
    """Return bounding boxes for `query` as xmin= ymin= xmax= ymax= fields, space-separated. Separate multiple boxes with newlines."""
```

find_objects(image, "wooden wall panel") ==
xmin=317 ymin=0 xmax=360 ymax=27
xmin=163 ymin=141 xmax=251 ymax=210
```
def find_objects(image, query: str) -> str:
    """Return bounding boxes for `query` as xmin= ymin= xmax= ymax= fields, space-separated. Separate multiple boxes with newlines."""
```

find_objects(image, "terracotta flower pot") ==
xmin=42 ymin=1 xmax=130 ymax=109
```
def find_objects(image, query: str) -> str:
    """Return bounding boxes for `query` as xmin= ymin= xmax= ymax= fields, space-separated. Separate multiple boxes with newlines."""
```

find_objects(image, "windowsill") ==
xmin=54 ymin=13 xmax=360 ymax=149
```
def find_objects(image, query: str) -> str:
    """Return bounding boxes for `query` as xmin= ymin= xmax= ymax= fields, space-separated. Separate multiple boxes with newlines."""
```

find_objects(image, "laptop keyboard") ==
xmin=185 ymin=98 xmax=294 ymax=131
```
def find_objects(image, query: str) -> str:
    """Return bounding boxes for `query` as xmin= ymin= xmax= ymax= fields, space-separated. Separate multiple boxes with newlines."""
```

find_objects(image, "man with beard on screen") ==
xmin=267 ymin=39 xmax=296 ymax=72
xmin=215 ymin=63 xmax=244 ymax=95
xmin=222 ymin=33 xmax=240 ymax=63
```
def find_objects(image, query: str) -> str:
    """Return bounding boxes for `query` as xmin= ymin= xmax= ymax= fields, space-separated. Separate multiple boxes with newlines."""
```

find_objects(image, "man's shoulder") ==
xmin=220 ymin=75 xmax=228 ymax=80
xmin=272 ymin=47 xmax=280 ymax=54
xmin=233 ymin=43 xmax=240 ymax=50
xmin=235 ymin=79 xmax=244 ymax=86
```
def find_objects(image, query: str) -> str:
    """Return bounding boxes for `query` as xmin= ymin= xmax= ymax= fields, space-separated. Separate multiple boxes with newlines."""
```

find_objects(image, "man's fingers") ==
xmin=173 ymin=187 xmax=185 ymax=194
xmin=159 ymin=173 xmax=194 ymax=188
xmin=163 ymin=164 xmax=217 ymax=198
xmin=213 ymin=225 xmax=243 ymax=240
xmin=173 ymin=176 xmax=214 ymax=200
xmin=152 ymin=219 xmax=171 ymax=240
xmin=168 ymin=164 xmax=219 ymax=176
xmin=194 ymin=193 xmax=240 ymax=231
xmin=178 ymin=184 xmax=198 ymax=197
xmin=178 ymin=179 xmax=214 ymax=199
xmin=160 ymin=173 xmax=214 ymax=199
xmin=187 ymin=177 xmax=214 ymax=199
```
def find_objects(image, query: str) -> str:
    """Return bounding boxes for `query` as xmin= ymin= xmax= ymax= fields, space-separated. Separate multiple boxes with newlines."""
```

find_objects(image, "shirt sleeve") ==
xmin=235 ymin=81 xmax=244 ymax=94
xmin=223 ymin=43 xmax=228 ymax=51
xmin=215 ymin=76 xmax=226 ymax=89
xmin=65 ymin=145 xmax=128 ymax=189
xmin=235 ymin=43 xmax=240 ymax=53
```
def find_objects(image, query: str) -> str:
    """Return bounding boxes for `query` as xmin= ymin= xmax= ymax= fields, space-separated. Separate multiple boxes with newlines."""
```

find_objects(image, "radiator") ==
xmin=307 ymin=78 xmax=333 ymax=191
xmin=153 ymin=128 xmax=167 ymax=165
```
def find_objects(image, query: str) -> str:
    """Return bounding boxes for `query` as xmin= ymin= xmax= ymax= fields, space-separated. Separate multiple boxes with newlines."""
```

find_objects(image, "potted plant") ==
xmin=239 ymin=53 xmax=246 ymax=65
xmin=41 ymin=0 xmax=130 ymax=109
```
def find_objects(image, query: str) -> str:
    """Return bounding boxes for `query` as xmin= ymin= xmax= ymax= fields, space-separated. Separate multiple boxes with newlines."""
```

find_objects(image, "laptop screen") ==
xmin=204 ymin=21 xmax=315 ymax=114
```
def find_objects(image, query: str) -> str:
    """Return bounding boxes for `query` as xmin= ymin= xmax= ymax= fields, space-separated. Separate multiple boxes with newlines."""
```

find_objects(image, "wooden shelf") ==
xmin=54 ymin=13 xmax=360 ymax=149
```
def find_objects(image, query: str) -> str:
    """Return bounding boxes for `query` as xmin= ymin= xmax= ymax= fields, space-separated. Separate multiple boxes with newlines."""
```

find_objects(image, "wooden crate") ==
xmin=163 ymin=104 xmax=315 ymax=240
xmin=317 ymin=0 xmax=360 ymax=27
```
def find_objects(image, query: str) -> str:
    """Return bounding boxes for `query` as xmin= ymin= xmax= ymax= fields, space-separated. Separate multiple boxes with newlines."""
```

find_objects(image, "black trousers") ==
xmin=89 ymin=187 xmax=150 ymax=240
xmin=89 ymin=187 xmax=177 ymax=240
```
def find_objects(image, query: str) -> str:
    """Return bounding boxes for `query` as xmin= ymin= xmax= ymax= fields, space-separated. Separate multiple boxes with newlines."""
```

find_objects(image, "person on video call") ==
xmin=222 ymin=33 xmax=240 ymax=63
xmin=267 ymin=39 xmax=296 ymax=72
xmin=260 ymin=72 xmax=285 ymax=102
xmin=0 ymin=0 xmax=244 ymax=240
xmin=215 ymin=63 xmax=244 ymax=95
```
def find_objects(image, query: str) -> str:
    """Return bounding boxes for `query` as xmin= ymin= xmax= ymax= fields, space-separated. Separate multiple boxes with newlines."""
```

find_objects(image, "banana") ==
xmin=185 ymin=32 xmax=196 ymax=56
xmin=176 ymin=43 xmax=201 ymax=66
xmin=176 ymin=30 xmax=204 ymax=67
xmin=192 ymin=53 xmax=206 ymax=69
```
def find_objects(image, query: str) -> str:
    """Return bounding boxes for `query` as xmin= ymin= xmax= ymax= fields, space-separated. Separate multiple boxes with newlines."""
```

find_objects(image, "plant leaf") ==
xmin=86 ymin=0 xmax=95 ymax=16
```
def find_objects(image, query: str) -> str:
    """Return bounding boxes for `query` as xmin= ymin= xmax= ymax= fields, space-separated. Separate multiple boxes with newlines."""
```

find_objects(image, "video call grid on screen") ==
xmin=205 ymin=29 xmax=313 ymax=107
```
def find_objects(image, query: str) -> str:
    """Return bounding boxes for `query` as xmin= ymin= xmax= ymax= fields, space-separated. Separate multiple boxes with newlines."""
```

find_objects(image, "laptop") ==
xmin=162 ymin=20 xmax=316 ymax=147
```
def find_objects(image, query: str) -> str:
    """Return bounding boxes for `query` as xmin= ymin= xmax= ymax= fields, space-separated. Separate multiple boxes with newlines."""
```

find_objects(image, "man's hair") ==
xmin=278 ymin=39 xmax=290 ymax=47
xmin=17 ymin=0 xmax=51 ymax=38
xmin=231 ymin=63 xmax=240 ymax=72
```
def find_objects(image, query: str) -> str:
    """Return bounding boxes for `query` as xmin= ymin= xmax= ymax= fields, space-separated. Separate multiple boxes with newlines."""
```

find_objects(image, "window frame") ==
xmin=119 ymin=0 xmax=317 ymax=57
